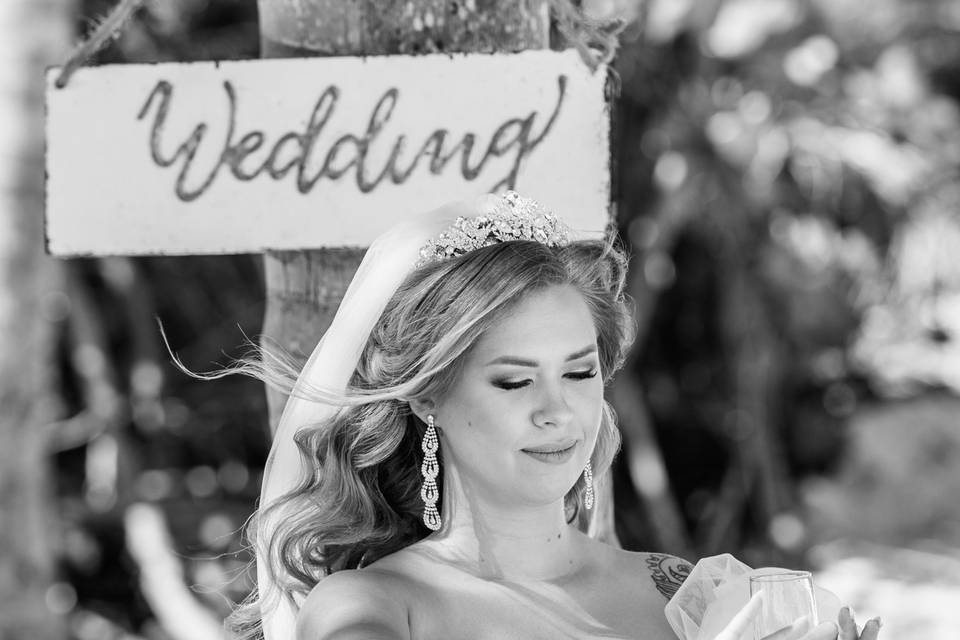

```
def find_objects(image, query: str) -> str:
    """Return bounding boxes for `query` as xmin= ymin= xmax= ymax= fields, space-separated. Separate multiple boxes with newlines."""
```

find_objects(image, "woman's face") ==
xmin=431 ymin=284 xmax=604 ymax=508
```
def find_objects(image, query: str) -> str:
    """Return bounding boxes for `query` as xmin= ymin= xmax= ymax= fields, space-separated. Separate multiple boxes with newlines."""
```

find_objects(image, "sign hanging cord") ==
xmin=55 ymin=0 xmax=146 ymax=89
xmin=548 ymin=0 xmax=629 ymax=71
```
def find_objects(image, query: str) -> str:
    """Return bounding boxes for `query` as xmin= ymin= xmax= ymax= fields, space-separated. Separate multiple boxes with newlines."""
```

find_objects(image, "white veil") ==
xmin=257 ymin=196 xmax=503 ymax=639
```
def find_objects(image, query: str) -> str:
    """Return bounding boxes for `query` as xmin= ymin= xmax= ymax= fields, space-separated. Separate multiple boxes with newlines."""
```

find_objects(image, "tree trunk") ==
xmin=713 ymin=263 xmax=793 ymax=562
xmin=258 ymin=0 xmax=551 ymax=430
xmin=0 ymin=1 xmax=75 ymax=638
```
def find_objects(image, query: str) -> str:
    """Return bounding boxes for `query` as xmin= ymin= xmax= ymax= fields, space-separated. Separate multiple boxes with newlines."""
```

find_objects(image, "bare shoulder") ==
xmin=296 ymin=568 xmax=411 ymax=640
xmin=609 ymin=548 xmax=695 ymax=601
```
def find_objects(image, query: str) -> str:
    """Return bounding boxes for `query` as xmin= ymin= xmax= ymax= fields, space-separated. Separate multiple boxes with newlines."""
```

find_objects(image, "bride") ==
xmin=224 ymin=193 xmax=880 ymax=640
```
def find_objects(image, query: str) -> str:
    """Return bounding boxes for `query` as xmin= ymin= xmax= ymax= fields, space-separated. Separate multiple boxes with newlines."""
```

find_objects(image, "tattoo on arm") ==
xmin=645 ymin=553 xmax=693 ymax=600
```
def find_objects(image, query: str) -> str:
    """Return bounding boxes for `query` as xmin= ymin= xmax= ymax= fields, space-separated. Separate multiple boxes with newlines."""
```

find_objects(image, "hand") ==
xmin=715 ymin=594 xmax=882 ymax=640
xmin=760 ymin=607 xmax=882 ymax=640
xmin=761 ymin=618 xmax=839 ymax=640
xmin=837 ymin=606 xmax=881 ymax=640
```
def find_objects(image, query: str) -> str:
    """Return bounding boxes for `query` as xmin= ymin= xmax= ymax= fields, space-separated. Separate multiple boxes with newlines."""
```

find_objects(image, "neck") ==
xmin=424 ymin=460 xmax=585 ymax=582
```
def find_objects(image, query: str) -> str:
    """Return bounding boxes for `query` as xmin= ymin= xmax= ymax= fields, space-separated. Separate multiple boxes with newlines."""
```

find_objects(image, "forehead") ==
xmin=470 ymin=285 xmax=597 ymax=358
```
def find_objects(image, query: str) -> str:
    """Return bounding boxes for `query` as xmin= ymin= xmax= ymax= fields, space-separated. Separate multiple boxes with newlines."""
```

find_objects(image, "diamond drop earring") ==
xmin=421 ymin=415 xmax=441 ymax=530
xmin=583 ymin=460 xmax=595 ymax=510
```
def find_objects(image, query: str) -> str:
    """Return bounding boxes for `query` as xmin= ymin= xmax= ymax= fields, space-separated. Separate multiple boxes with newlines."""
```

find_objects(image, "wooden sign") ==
xmin=45 ymin=49 xmax=610 ymax=256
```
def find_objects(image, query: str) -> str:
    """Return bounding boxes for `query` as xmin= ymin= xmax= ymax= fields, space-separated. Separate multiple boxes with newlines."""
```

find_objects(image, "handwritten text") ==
xmin=137 ymin=78 xmax=567 ymax=202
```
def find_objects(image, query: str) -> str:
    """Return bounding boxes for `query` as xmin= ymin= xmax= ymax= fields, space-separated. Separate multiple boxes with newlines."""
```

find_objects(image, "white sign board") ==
xmin=46 ymin=49 xmax=610 ymax=256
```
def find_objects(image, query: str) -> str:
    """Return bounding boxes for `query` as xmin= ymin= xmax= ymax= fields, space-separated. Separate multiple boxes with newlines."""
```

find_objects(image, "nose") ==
xmin=532 ymin=381 xmax=574 ymax=428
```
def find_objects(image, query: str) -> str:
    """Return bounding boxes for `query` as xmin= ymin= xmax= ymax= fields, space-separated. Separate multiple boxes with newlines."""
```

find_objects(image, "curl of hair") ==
xmin=225 ymin=237 xmax=634 ymax=639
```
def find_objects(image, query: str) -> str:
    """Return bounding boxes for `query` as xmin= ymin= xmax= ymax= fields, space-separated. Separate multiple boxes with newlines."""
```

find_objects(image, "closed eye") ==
xmin=492 ymin=369 xmax=597 ymax=391
xmin=492 ymin=379 xmax=531 ymax=391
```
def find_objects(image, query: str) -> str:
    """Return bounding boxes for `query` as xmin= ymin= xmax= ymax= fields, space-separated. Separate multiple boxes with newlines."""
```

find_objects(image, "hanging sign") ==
xmin=45 ymin=49 xmax=610 ymax=256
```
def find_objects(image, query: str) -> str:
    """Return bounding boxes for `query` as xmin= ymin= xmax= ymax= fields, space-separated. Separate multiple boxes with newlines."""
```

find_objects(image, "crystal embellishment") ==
xmin=583 ymin=460 xmax=594 ymax=510
xmin=416 ymin=191 xmax=571 ymax=267
xmin=421 ymin=416 xmax=441 ymax=531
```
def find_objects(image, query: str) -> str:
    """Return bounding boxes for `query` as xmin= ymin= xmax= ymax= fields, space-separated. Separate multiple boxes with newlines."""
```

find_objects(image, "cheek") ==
xmin=439 ymin=385 xmax=515 ymax=450
xmin=578 ymin=379 xmax=605 ymax=437
xmin=574 ymin=374 xmax=604 ymax=402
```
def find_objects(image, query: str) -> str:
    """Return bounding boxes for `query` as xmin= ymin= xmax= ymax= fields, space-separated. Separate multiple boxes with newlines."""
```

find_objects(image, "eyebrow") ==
xmin=484 ymin=344 xmax=597 ymax=368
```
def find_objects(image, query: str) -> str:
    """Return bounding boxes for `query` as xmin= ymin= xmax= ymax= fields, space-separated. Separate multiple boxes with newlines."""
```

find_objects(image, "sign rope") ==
xmin=55 ymin=0 xmax=146 ymax=89
xmin=548 ymin=0 xmax=628 ymax=70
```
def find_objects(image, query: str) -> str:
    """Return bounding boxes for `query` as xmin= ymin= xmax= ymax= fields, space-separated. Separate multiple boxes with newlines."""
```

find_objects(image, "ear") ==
xmin=408 ymin=397 xmax=437 ymax=425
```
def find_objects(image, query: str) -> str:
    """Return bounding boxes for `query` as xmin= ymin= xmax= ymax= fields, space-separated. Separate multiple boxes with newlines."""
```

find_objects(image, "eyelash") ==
xmin=493 ymin=369 xmax=598 ymax=391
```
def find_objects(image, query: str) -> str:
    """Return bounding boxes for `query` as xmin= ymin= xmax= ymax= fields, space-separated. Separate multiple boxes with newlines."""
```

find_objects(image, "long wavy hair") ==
xmin=226 ymin=238 xmax=634 ymax=638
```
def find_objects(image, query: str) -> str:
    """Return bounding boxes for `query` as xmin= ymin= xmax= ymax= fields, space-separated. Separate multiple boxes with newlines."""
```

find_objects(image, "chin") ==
xmin=518 ymin=479 xmax=583 ymax=507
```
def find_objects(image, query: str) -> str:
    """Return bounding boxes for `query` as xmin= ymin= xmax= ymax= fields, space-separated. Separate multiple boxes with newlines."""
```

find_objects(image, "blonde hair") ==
xmin=227 ymin=238 xmax=634 ymax=638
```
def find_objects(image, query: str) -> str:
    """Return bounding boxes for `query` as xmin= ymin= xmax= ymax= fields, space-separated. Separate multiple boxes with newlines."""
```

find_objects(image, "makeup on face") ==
xmin=436 ymin=285 xmax=604 ymax=499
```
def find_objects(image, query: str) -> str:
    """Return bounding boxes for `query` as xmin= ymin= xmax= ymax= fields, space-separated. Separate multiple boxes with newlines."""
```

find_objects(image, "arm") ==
xmin=296 ymin=570 xmax=411 ymax=640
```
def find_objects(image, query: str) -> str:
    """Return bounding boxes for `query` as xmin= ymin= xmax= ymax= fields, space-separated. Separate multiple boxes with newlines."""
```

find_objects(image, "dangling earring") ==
xmin=421 ymin=415 xmax=441 ymax=530
xmin=583 ymin=460 xmax=595 ymax=510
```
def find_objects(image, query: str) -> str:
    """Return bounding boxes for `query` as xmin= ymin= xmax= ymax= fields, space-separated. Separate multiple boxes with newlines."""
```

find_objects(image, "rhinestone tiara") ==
xmin=416 ymin=191 xmax=571 ymax=267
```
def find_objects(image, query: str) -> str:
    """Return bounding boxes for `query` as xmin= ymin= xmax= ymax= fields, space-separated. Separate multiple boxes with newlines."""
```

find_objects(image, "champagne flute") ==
xmin=748 ymin=570 xmax=818 ymax=640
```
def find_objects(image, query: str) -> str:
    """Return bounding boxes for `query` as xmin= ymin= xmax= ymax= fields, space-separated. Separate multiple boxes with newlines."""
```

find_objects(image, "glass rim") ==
xmin=749 ymin=570 xmax=813 ymax=583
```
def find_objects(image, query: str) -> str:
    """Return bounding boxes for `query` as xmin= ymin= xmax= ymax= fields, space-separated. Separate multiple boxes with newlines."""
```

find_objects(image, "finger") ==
xmin=761 ymin=615 xmax=814 ymax=640
xmin=763 ymin=618 xmax=841 ymax=640
xmin=716 ymin=591 xmax=764 ymax=640
xmin=803 ymin=621 xmax=841 ymax=640
xmin=858 ymin=617 xmax=882 ymax=640
xmin=837 ymin=607 xmax=857 ymax=640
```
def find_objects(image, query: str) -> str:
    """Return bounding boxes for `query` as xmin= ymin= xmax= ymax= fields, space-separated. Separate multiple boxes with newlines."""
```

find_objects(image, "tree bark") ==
xmin=0 ymin=1 xmax=75 ymax=638
xmin=258 ymin=0 xmax=551 ymax=430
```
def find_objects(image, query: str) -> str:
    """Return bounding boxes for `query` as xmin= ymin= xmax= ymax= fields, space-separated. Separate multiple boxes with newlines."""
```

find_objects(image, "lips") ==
xmin=521 ymin=441 xmax=578 ymax=465
xmin=521 ymin=439 xmax=578 ymax=454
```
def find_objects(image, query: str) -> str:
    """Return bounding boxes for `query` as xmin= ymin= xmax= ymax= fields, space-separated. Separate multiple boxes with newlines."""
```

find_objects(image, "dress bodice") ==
xmin=368 ymin=544 xmax=680 ymax=640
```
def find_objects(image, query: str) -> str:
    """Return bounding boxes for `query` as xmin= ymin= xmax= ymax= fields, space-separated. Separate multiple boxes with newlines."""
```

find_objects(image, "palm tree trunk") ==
xmin=258 ymin=0 xmax=552 ymax=429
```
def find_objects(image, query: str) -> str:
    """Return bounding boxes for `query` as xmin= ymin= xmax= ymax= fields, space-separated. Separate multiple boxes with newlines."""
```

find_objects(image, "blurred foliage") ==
xmin=54 ymin=255 xmax=267 ymax=637
xmin=50 ymin=0 xmax=960 ymax=637
xmin=605 ymin=0 xmax=960 ymax=559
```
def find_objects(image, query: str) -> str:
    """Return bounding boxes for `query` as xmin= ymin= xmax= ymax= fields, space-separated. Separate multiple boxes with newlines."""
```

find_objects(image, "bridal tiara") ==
xmin=415 ymin=191 xmax=571 ymax=267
